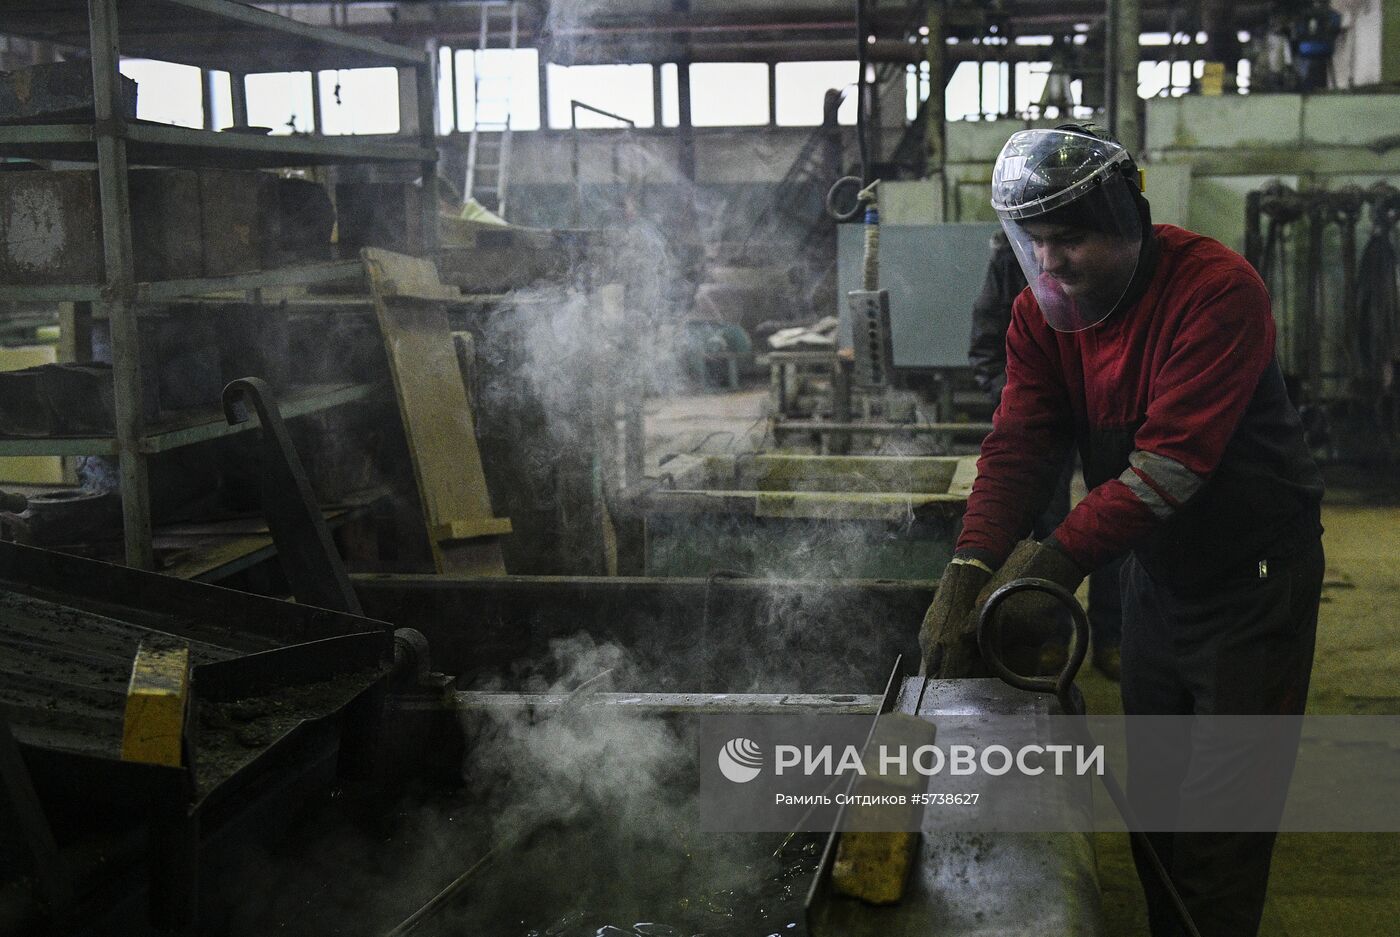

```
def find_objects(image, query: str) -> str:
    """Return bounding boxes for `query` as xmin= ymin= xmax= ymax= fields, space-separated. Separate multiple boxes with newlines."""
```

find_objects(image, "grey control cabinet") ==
xmin=837 ymin=222 xmax=1002 ymax=369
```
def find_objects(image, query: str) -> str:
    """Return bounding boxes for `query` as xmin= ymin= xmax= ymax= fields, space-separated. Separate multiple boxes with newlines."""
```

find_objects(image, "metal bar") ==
xmin=141 ymin=382 xmax=378 ymax=454
xmin=0 ymin=437 xmax=119 ymax=457
xmin=0 ymin=122 xmax=94 ymax=145
xmin=229 ymin=71 xmax=249 ymax=127
xmin=141 ymin=260 xmax=363 ymax=301
xmin=87 ymin=0 xmax=153 ymax=569
xmin=0 ymin=261 xmax=362 ymax=304
xmin=124 ymin=121 xmax=436 ymax=164
xmin=570 ymin=99 xmax=637 ymax=127
xmin=160 ymin=0 xmax=426 ymax=66
xmin=774 ymin=420 xmax=994 ymax=436
xmin=0 ymin=384 xmax=377 ymax=457
xmin=1104 ymin=0 xmax=1118 ymax=135
xmin=202 ymin=67 xmax=217 ymax=129
xmin=222 ymin=378 xmax=363 ymax=614
xmin=925 ymin=3 xmax=946 ymax=184
xmin=444 ymin=691 xmax=885 ymax=715
xmin=1115 ymin=0 xmax=1142 ymax=151
xmin=309 ymin=69 xmax=323 ymax=133
xmin=828 ymin=358 xmax=852 ymax=455
xmin=416 ymin=48 xmax=439 ymax=250
xmin=1303 ymin=201 xmax=1325 ymax=385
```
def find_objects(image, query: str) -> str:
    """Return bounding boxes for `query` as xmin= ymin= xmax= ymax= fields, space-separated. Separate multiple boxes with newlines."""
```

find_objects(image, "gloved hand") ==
xmin=919 ymin=558 xmax=992 ymax=677
xmin=973 ymin=539 xmax=1086 ymax=669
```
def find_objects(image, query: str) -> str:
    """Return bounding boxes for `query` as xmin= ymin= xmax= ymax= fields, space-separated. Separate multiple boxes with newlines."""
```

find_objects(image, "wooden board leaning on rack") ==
xmin=362 ymin=248 xmax=511 ymax=575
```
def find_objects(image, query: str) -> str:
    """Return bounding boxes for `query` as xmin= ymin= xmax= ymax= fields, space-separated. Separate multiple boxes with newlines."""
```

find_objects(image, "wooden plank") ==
xmin=363 ymin=248 xmax=510 ymax=574
xmin=121 ymin=641 xmax=190 ymax=768
xmin=947 ymin=456 xmax=978 ymax=498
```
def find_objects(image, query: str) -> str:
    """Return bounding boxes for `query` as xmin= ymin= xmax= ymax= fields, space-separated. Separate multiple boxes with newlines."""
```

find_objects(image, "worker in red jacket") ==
xmin=920 ymin=125 xmax=1324 ymax=937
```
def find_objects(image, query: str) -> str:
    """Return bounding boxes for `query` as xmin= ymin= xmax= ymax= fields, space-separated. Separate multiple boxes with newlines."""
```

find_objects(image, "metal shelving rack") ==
xmin=0 ymin=0 xmax=438 ymax=568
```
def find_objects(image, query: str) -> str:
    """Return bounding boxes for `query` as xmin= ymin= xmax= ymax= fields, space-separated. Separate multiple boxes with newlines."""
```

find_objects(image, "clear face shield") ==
xmin=991 ymin=129 xmax=1145 ymax=332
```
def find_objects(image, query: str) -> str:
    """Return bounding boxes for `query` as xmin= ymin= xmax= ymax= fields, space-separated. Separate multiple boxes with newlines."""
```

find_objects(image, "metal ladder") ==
xmin=463 ymin=1 xmax=518 ymax=217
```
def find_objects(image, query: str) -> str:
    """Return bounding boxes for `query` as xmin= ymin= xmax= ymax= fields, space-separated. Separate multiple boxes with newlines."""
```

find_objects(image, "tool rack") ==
xmin=0 ymin=0 xmax=438 ymax=568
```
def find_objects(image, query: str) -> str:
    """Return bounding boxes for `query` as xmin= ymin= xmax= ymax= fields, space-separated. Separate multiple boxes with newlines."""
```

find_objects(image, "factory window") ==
xmin=1014 ymin=61 xmax=1052 ymax=115
xmin=906 ymin=61 xmax=929 ymax=120
xmin=689 ymin=63 xmax=769 ymax=126
xmin=658 ymin=64 xmax=681 ymax=127
xmin=774 ymin=61 xmax=857 ymax=126
xmin=943 ymin=61 xmax=1012 ymax=121
xmin=437 ymin=47 xmax=455 ymax=135
xmin=547 ymin=64 xmax=655 ymax=129
xmin=317 ymin=68 xmax=399 ymax=135
xmin=206 ymin=71 xmax=234 ymax=130
xmin=118 ymin=59 xmax=203 ymax=128
xmin=1138 ymin=59 xmax=1206 ymax=97
xmin=448 ymin=48 xmax=541 ymax=132
xmin=245 ymin=72 xmax=315 ymax=134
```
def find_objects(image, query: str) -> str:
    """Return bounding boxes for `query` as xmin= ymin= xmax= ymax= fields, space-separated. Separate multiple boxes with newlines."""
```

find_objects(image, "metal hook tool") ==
xmin=977 ymin=578 xmax=1202 ymax=937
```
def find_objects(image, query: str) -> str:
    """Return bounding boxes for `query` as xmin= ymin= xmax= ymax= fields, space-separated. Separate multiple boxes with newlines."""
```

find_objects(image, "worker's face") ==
xmin=1021 ymin=221 xmax=1140 ymax=305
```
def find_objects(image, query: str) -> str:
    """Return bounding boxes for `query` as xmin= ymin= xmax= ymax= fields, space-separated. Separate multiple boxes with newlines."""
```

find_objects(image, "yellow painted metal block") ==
xmin=121 ymin=642 xmax=190 ymax=768
xmin=832 ymin=831 xmax=920 ymax=904
xmin=831 ymin=713 xmax=936 ymax=904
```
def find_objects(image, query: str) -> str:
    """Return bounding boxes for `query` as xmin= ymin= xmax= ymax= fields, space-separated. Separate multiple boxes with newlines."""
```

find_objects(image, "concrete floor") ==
xmin=646 ymin=385 xmax=1400 ymax=935
xmin=1085 ymin=489 xmax=1400 ymax=935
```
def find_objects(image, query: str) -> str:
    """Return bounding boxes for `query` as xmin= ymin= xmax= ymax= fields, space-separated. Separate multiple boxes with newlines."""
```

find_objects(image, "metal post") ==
xmin=571 ymin=104 xmax=581 ymax=227
xmin=830 ymin=357 xmax=852 ymax=455
xmin=230 ymin=71 xmax=249 ymax=127
xmin=89 ymin=0 xmax=153 ymax=569
xmin=651 ymin=61 xmax=664 ymax=128
xmin=201 ymin=67 xmax=216 ymax=129
xmin=417 ymin=49 xmax=439 ymax=250
xmin=446 ymin=45 xmax=458 ymax=133
xmin=924 ymin=3 xmax=946 ymax=206
xmin=677 ymin=61 xmax=695 ymax=182
xmin=310 ymin=70 xmax=323 ymax=133
xmin=1114 ymin=0 xmax=1141 ymax=151
xmin=1104 ymin=1 xmax=1118 ymax=135
xmin=767 ymin=60 xmax=777 ymax=126
xmin=1304 ymin=199 xmax=1325 ymax=386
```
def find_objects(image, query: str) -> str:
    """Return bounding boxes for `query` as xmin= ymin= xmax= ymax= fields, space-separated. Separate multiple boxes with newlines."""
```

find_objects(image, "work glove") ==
xmin=919 ymin=558 xmax=992 ymax=678
xmin=973 ymin=539 xmax=1086 ymax=671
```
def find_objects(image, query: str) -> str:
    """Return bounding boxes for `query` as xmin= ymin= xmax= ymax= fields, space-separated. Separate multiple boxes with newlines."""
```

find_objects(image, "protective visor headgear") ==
xmin=991 ymin=127 xmax=1144 ymax=332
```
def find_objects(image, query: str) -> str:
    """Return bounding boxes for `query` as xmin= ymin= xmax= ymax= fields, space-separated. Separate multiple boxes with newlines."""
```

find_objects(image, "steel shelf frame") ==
xmin=0 ymin=259 xmax=365 ymax=303
xmin=0 ymin=382 xmax=379 ymax=457
xmin=0 ymin=123 xmax=436 ymax=167
xmin=0 ymin=0 xmax=425 ymax=72
xmin=0 ymin=0 xmax=438 ymax=569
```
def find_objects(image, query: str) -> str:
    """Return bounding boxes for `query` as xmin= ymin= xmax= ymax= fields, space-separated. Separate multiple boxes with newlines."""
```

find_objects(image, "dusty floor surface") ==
xmin=1088 ymin=486 xmax=1400 ymax=937
xmin=648 ymin=385 xmax=1400 ymax=936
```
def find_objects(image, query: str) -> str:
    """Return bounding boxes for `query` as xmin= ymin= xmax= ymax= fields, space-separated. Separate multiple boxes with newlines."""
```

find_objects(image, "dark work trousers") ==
xmin=1032 ymin=451 xmax=1124 ymax=652
xmin=1119 ymin=537 xmax=1324 ymax=937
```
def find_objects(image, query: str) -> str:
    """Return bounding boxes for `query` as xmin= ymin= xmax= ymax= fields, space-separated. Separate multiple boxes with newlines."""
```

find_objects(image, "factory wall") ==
xmin=1142 ymin=93 xmax=1400 ymax=397
xmin=442 ymin=124 xmax=906 ymax=239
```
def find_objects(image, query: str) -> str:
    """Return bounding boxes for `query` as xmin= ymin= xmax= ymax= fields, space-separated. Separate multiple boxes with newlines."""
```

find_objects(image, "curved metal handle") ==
xmin=976 ymin=577 xmax=1204 ymax=937
xmin=222 ymin=375 xmax=274 ymax=427
xmin=976 ymin=577 xmax=1089 ymax=715
xmin=825 ymin=175 xmax=866 ymax=222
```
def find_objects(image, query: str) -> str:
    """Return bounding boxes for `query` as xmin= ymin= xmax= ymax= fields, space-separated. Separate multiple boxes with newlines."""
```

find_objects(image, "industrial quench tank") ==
xmin=348 ymin=573 xmax=1105 ymax=937
xmin=0 ymin=547 xmax=1102 ymax=936
xmin=636 ymin=454 xmax=976 ymax=580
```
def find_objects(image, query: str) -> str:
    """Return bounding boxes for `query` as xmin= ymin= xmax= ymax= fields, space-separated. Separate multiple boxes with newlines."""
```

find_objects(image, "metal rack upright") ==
xmin=0 ymin=0 xmax=439 ymax=568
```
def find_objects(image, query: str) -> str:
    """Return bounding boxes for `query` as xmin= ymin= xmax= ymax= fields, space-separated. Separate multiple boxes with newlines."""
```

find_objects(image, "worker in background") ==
xmin=921 ymin=124 xmax=1324 ymax=937
xmin=968 ymin=231 xmax=1124 ymax=679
